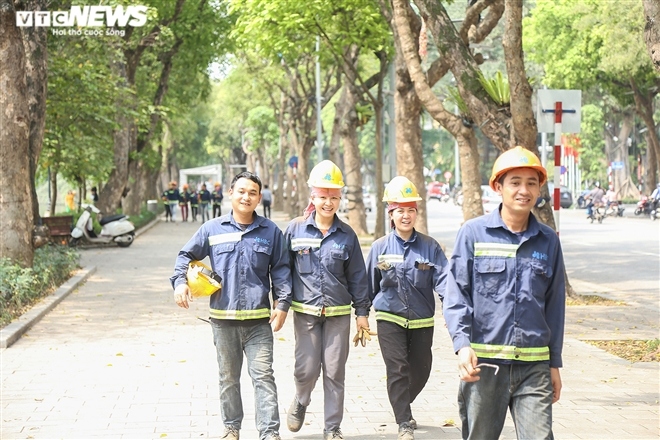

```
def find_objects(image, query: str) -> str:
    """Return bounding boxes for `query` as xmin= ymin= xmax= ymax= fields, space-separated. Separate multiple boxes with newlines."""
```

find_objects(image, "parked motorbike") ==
xmin=70 ymin=204 xmax=135 ymax=247
xmin=634 ymin=196 xmax=653 ymax=216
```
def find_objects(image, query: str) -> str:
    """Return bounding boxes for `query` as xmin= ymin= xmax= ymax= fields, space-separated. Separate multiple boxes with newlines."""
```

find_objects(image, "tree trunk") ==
xmin=457 ymin=130 xmax=484 ymax=221
xmin=99 ymin=57 xmax=135 ymax=215
xmin=503 ymin=0 xmax=536 ymax=149
xmin=645 ymin=132 xmax=658 ymax=194
xmin=643 ymin=0 xmax=660 ymax=72
xmin=414 ymin=0 xmax=511 ymax=151
xmin=503 ymin=0 xmax=557 ymax=229
xmin=339 ymin=83 xmax=369 ymax=236
xmin=274 ymin=94 xmax=288 ymax=212
xmin=19 ymin=0 xmax=48 ymax=225
xmin=630 ymin=79 xmax=660 ymax=186
xmin=390 ymin=0 xmax=482 ymax=225
xmin=329 ymin=93 xmax=345 ymax=167
xmin=387 ymin=0 xmax=427 ymax=236
xmin=0 ymin=0 xmax=34 ymax=266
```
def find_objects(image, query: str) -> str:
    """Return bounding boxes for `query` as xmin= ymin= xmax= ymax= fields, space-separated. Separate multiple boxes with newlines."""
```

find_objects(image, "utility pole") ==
xmin=315 ymin=36 xmax=323 ymax=162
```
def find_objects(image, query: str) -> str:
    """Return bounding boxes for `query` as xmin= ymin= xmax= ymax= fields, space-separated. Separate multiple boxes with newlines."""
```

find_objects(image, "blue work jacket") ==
xmin=366 ymin=229 xmax=448 ymax=329
xmin=284 ymin=214 xmax=370 ymax=317
xmin=443 ymin=207 xmax=566 ymax=368
xmin=170 ymin=212 xmax=292 ymax=321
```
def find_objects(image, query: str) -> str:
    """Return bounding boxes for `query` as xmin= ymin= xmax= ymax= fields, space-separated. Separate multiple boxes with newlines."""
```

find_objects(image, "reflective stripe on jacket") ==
xmin=366 ymin=229 xmax=448 ymax=328
xmin=443 ymin=207 xmax=565 ymax=367
xmin=284 ymin=214 xmax=370 ymax=317
xmin=170 ymin=212 xmax=292 ymax=320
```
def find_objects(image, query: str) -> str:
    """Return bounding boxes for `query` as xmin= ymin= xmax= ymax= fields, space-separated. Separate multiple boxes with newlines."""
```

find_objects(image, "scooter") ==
xmin=70 ymin=204 xmax=135 ymax=247
xmin=634 ymin=196 xmax=653 ymax=216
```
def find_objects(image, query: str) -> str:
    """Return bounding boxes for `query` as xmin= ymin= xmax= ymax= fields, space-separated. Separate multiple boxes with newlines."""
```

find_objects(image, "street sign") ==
xmin=560 ymin=166 xmax=567 ymax=175
xmin=611 ymin=161 xmax=624 ymax=170
xmin=444 ymin=171 xmax=452 ymax=180
xmin=537 ymin=89 xmax=582 ymax=133
xmin=288 ymin=156 xmax=298 ymax=169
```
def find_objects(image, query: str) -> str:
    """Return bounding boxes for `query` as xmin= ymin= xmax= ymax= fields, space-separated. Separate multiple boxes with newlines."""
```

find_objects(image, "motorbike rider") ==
xmin=651 ymin=183 xmax=660 ymax=211
xmin=585 ymin=182 xmax=605 ymax=219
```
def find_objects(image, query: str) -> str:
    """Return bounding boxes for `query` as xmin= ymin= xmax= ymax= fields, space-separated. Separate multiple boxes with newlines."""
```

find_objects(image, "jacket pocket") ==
xmin=413 ymin=263 xmax=434 ymax=288
xmin=252 ymin=244 xmax=272 ymax=271
xmin=380 ymin=266 xmax=398 ymax=288
xmin=328 ymin=249 xmax=348 ymax=275
xmin=530 ymin=261 xmax=553 ymax=298
xmin=292 ymin=246 xmax=313 ymax=274
xmin=474 ymin=258 xmax=506 ymax=297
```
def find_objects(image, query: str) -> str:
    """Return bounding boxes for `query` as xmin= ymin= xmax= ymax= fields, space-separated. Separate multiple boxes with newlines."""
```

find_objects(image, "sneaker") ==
xmin=264 ymin=432 xmax=281 ymax=440
xmin=323 ymin=428 xmax=343 ymax=439
xmin=397 ymin=422 xmax=414 ymax=440
xmin=220 ymin=425 xmax=239 ymax=440
xmin=287 ymin=398 xmax=306 ymax=432
xmin=409 ymin=418 xmax=417 ymax=429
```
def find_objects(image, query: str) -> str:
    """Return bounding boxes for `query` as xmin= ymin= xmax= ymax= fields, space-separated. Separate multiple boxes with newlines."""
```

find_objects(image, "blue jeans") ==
xmin=201 ymin=203 xmax=209 ymax=222
xmin=211 ymin=321 xmax=280 ymax=439
xmin=458 ymin=362 xmax=554 ymax=440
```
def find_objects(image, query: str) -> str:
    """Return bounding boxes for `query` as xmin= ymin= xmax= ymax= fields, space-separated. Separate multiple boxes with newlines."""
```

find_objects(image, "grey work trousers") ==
xmin=293 ymin=312 xmax=351 ymax=432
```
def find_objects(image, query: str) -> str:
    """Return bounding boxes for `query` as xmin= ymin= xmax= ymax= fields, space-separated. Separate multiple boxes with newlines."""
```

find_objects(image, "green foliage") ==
xmin=523 ymin=0 xmax=655 ymax=103
xmin=577 ymin=104 xmax=607 ymax=183
xmin=0 ymin=246 xmax=80 ymax=327
xmin=445 ymin=87 xmax=469 ymax=116
xmin=476 ymin=71 xmax=510 ymax=106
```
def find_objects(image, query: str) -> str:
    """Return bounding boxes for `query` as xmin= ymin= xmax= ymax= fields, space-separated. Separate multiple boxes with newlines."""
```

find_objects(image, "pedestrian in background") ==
xmin=365 ymin=176 xmax=448 ymax=440
xmin=212 ymin=182 xmax=224 ymax=218
xmin=162 ymin=181 xmax=180 ymax=222
xmin=262 ymin=184 xmax=273 ymax=219
xmin=190 ymin=185 xmax=199 ymax=222
xmin=90 ymin=187 xmax=99 ymax=204
xmin=179 ymin=184 xmax=191 ymax=222
xmin=199 ymin=183 xmax=211 ymax=223
xmin=284 ymin=161 xmax=370 ymax=440
xmin=444 ymin=146 xmax=565 ymax=440
xmin=65 ymin=190 xmax=76 ymax=212
xmin=171 ymin=171 xmax=292 ymax=440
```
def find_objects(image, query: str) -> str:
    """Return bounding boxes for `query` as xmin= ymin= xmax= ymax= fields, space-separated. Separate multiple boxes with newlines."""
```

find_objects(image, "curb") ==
xmin=135 ymin=216 xmax=160 ymax=238
xmin=0 ymin=265 xmax=97 ymax=349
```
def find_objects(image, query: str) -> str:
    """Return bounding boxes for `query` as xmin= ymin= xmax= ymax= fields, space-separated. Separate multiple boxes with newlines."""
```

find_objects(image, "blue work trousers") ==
xmin=458 ymin=362 xmax=554 ymax=440
xmin=211 ymin=321 xmax=281 ymax=440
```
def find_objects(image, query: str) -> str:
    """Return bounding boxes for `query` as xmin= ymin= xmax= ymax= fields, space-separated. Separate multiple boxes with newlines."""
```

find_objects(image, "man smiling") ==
xmin=171 ymin=171 xmax=291 ymax=440
xmin=444 ymin=147 xmax=566 ymax=440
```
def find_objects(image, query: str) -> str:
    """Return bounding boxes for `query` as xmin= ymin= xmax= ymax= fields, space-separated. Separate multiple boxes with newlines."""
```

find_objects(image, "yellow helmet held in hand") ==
xmin=186 ymin=260 xmax=222 ymax=297
xmin=307 ymin=160 xmax=345 ymax=188
xmin=489 ymin=146 xmax=547 ymax=190
xmin=383 ymin=176 xmax=423 ymax=203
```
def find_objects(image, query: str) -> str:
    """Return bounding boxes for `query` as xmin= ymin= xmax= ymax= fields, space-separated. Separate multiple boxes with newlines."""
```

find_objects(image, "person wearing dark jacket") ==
xmin=171 ymin=171 xmax=291 ymax=440
xmin=366 ymin=176 xmax=448 ymax=440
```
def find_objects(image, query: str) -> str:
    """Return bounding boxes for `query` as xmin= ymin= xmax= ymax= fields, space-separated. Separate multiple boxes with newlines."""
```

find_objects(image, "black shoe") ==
xmin=287 ymin=398 xmax=306 ymax=432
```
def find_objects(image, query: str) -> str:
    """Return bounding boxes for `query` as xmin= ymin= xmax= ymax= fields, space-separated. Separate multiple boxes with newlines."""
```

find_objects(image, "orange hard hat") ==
xmin=489 ymin=146 xmax=547 ymax=190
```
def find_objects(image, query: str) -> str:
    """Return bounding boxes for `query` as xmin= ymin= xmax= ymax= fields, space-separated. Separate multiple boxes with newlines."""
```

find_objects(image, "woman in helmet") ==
xmin=365 ymin=176 xmax=448 ymax=440
xmin=284 ymin=160 xmax=370 ymax=440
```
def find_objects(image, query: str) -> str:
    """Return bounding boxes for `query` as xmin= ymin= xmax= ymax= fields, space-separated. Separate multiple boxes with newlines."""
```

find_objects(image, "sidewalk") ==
xmin=1 ymin=211 xmax=658 ymax=439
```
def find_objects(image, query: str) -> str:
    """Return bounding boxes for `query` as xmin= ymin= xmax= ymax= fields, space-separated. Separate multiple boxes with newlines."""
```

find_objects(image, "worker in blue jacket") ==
xmin=366 ymin=176 xmax=448 ymax=440
xmin=443 ymin=146 xmax=566 ymax=440
xmin=171 ymin=171 xmax=291 ymax=440
xmin=284 ymin=160 xmax=370 ymax=440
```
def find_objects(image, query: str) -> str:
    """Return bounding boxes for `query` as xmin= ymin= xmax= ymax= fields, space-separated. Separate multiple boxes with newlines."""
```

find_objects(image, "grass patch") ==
xmin=566 ymin=294 xmax=626 ymax=306
xmin=0 ymin=245 xmax=80 ymax=327
xmin=585 ymin=339 xmax=660 ymax=362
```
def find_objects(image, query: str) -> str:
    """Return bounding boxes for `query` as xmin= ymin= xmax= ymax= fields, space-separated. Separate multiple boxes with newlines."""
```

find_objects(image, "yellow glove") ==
xmin=352 ymin=327 xmax=376 ymax=347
